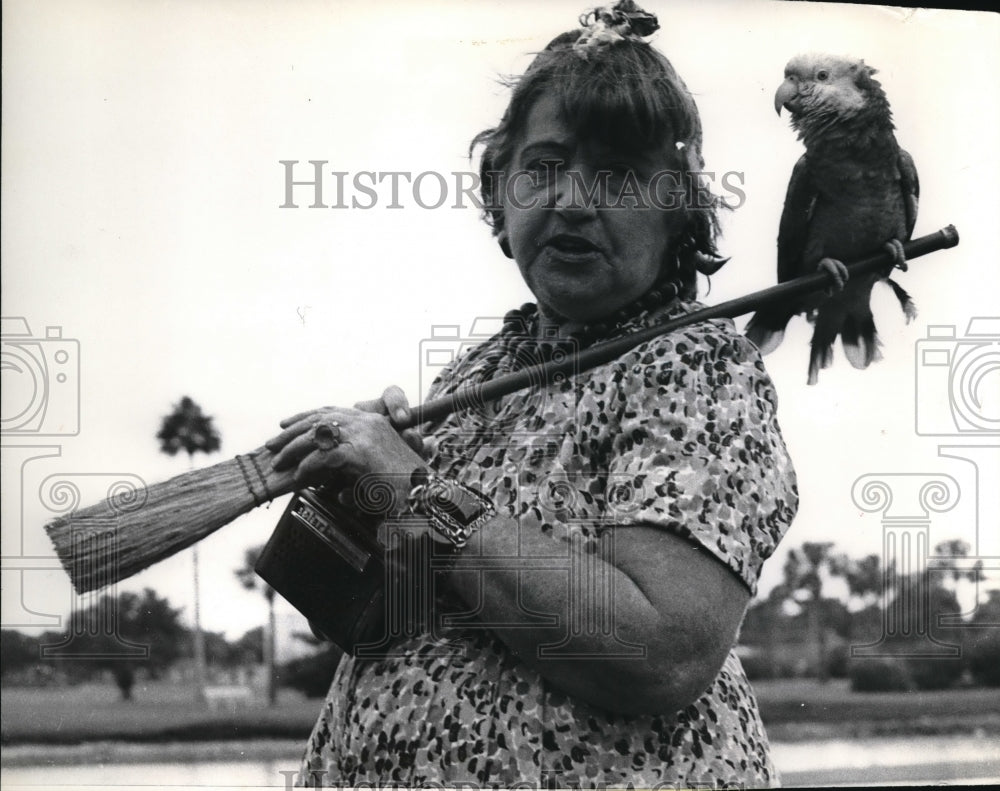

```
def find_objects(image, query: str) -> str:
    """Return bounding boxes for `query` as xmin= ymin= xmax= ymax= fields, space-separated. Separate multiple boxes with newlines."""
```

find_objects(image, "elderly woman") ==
xmin=267 ymin=2 xmax=798 ymax=787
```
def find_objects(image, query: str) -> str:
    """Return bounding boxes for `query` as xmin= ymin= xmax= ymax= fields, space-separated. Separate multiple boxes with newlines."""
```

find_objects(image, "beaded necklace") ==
xmin=498 ymin=277 xmax=683 ymax=365
xmin=421 ymin=277 xmax=685 ymax=446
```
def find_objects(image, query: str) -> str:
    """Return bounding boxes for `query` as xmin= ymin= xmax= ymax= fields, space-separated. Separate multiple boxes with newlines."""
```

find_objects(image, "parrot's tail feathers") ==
xmin=807 ymin=341 xmax=835 ymax=385
xmin=746 ymin=325 xmax=786 ymax=356
xmin=886 ymin=278 xmax=918 ymax=324
xmin=842 ymin=338 xmax=883 ymax=369
xmin=745 ymin=310 xmax=792 ymax=356
xmin=841 ymin=313 xmax=883 ymax=370
xmin=807 ymin=314 xmax=839 ymax=386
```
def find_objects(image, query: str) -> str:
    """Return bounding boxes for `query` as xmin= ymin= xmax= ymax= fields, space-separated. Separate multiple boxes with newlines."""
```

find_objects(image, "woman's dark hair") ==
xmin=471 ymin=23 xmax=727 ymax=298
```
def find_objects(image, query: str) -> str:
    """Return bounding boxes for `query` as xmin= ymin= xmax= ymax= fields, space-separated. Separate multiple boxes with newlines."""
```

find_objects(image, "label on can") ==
xmin=292 ymin=498 xmax=371 ymax=572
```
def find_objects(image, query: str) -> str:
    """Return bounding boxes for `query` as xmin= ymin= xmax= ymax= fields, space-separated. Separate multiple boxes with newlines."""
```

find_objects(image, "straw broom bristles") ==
xmin=45 ymin=447 xmax=297 ymax=594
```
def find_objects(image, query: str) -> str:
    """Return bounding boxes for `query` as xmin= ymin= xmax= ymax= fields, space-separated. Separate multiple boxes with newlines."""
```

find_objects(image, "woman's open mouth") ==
xmin=545 ymin=234 xmax=601 ymax=256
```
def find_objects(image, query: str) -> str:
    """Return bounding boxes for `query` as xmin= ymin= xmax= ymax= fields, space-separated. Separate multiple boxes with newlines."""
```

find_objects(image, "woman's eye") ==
xmin=816 ymin=70 xmax=829 ymax=81
xmin=525 ymin=157 xmax=561 ymax=173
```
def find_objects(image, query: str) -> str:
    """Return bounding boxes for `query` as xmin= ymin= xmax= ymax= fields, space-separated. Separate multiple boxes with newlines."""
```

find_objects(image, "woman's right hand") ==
xmin=265 ymin=386 xmax=427 ymax=514
xmin=352 ymin=385 xmax=424 ymax=455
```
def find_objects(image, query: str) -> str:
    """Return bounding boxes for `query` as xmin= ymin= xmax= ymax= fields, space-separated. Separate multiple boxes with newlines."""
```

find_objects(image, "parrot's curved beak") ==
xmin=774 ymin=79 xmax=798 ymax=115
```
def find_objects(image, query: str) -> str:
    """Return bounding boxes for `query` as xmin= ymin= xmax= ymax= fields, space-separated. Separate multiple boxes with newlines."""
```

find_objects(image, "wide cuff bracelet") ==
xmin=406 ymin=470 xmax=496 ymax=549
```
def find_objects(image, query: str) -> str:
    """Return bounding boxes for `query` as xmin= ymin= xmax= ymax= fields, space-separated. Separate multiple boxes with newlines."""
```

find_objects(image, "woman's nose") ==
xmin=551 ymin=165 xmax=599 ymax=220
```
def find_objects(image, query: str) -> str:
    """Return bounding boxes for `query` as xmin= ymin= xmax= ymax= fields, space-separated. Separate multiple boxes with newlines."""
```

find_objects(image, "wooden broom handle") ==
xmin=407 ymin=226 xmax=959 ymax=429
xmin=44 ymin=226 xmax=958 ymax=594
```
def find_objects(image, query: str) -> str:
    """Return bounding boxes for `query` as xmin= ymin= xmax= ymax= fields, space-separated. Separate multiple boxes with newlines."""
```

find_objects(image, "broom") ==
xmin=46 ymin=225 xmax=959 ymax=593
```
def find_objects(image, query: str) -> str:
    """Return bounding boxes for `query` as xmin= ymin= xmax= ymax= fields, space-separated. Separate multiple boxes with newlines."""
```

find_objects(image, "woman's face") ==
xmin=502 ymin=93 xmax=685 ymax=324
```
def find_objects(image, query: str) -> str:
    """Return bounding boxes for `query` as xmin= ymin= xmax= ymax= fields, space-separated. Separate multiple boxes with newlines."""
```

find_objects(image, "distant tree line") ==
xmin=0 ymin=589 xmax=272 ymax=701
xmin=739 ymin=539 xmax=1000 ymax=691
xmin=5 ymin=539 xmax=997 ymax=700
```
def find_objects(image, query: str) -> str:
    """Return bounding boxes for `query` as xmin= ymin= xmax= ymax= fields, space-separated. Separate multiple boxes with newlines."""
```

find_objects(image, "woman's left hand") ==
xmin=265 ymin=386 xmax=427 ymax=512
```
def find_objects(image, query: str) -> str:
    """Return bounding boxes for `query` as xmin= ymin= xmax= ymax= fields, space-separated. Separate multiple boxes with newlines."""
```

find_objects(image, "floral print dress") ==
xmin=298 ymin=298 xmax=798 ymax=788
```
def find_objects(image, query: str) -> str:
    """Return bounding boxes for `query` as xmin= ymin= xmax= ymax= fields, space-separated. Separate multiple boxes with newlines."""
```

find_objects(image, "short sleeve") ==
xmin=604 ymin=319 xmax=798 ymax=594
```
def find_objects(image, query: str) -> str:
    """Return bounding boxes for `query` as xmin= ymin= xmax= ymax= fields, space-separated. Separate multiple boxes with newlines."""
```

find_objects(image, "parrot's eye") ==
xmin=816 ymin=69 xmax=830 ymax=81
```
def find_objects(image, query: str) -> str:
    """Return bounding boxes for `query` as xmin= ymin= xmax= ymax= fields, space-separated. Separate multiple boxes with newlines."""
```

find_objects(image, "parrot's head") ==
xmin=774 ymin=54 xmax=890 ymax=137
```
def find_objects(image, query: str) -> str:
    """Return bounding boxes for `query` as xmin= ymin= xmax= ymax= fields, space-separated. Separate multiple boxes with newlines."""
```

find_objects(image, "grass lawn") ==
xmin=3 ymin=678 xmax=999 ymax=746
xmin=1 ymin=681 xmax=318 ymax=746
xmin=753 ymin=678 xmax=1000 ymax=741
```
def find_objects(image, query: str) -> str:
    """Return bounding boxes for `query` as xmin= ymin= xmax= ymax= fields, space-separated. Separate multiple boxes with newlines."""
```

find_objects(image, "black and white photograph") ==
xmin=2 ymin=1 xmax=998 ymax=788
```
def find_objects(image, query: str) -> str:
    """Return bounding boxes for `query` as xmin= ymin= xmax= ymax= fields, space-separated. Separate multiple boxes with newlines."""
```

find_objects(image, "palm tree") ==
xmin=156 ymin=396 xmax=222 ymax=459
xmin=777 ymin=542 xmax=843 ymax=681
xmin=157 ymin=396 xmax=221 ymax=704
xmin=236 ymin=544 xmax=277 ymax=705
xmin=835 ymin=553 xmax=885 ymax=612
xmin=934 ymin=540 xmax=985 ymax=592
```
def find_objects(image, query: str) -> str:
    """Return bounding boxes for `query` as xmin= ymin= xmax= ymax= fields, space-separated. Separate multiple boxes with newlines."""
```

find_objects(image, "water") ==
xmin=3 ymin=735 xmax=998 ymax=788
xmin=3 ymin=759 xmax=298 ymax=789
xmin=772 ymin=733 xmax=1000 ymax=786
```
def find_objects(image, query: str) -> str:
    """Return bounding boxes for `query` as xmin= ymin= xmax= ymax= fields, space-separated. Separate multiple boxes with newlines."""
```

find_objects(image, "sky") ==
xmin=2 ymin=0 xmax=999 ymax=655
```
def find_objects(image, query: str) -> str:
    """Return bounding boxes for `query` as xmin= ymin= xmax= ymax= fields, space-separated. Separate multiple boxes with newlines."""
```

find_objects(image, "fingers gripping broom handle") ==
xmin=407 ymin=226 xmax=959 ymax=428
xmin=45 ymin=226 xmax=958 ymax=593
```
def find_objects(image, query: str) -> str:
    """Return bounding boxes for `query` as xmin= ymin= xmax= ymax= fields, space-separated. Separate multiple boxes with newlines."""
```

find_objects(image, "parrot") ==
xmin=745 ymin=53 xmax=919 ymax=385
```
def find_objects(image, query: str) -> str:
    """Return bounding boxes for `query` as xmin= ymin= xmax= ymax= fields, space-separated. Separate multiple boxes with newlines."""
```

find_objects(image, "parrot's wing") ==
xmin=885 ymin=147 xmax=920 ymax=323
xmin=744 ymin=154 xmax=817 ymax=356
xmin=777 ymin=154 xmax=818 ymax=283
xmin=898 ymin=148 xmax=919 ymax=240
